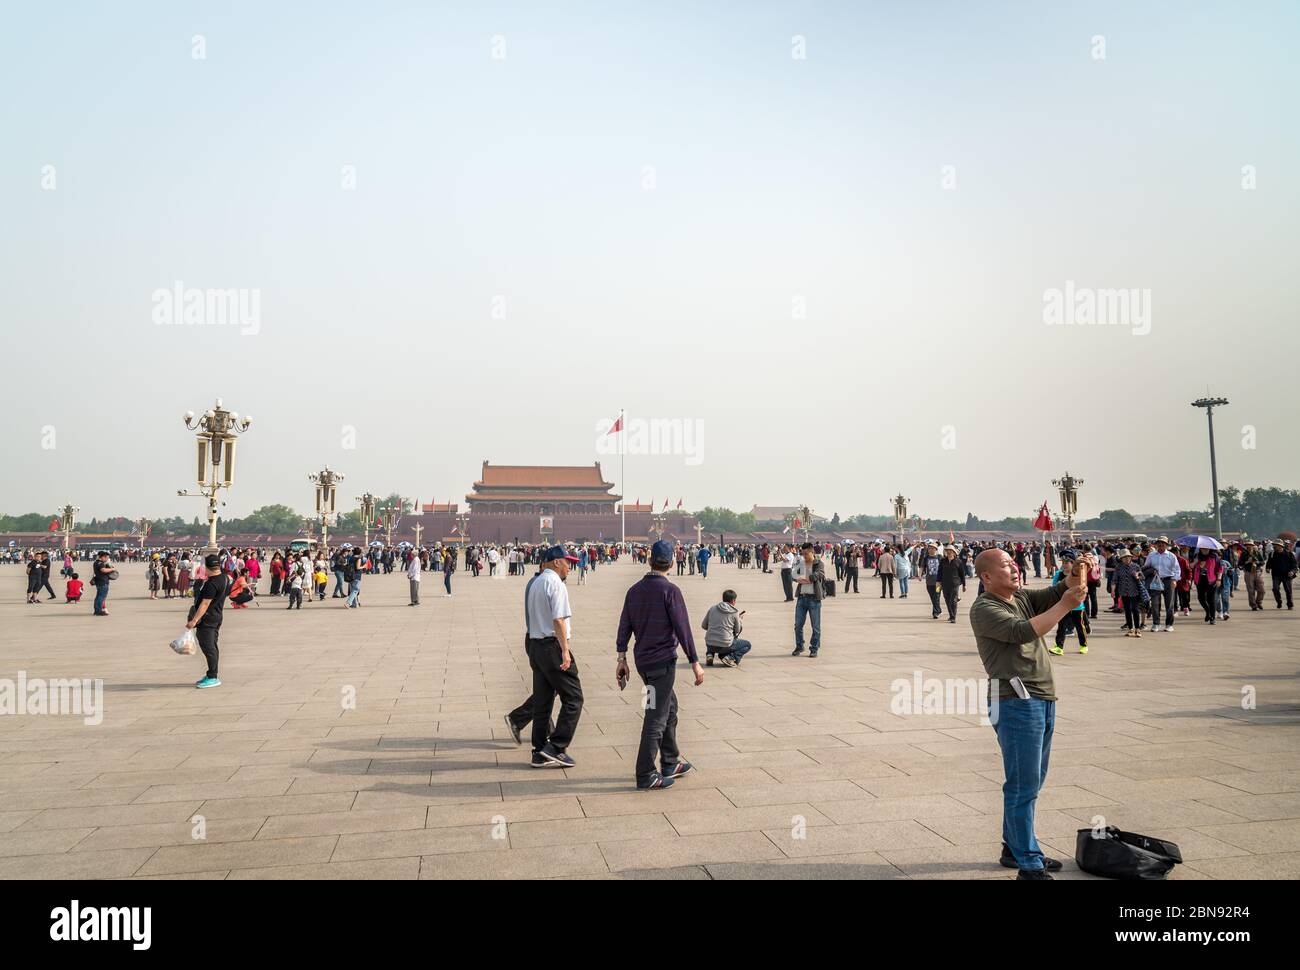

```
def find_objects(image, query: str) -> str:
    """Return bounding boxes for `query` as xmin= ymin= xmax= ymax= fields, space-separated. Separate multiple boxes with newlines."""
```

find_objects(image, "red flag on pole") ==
xmin=48 ymin=519 xmax=59 ymax=532
xmin=1033 ymin=502 xmax=1053 ymax=531
xmin=662 ymin=498 xmax=669 ymax=510
xmin=676 ymin=498 xmax=683 ymax=509
xmin=606 ymin=414 xmax=623 ymax=435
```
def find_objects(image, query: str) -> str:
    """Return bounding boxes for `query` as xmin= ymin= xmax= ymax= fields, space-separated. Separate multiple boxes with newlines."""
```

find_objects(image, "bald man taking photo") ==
xmin=970 ymin=546 xmax=1091 ymax=880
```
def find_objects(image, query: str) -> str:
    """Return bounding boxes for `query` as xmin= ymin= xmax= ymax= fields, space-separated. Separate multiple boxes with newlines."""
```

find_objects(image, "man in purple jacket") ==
xmin=616 ymin=539 xmax=706 ymax=790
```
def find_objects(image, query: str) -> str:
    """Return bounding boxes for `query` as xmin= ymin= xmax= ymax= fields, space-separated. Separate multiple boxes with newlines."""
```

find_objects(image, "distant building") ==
xmin=750 ymin=505 xmax=828 ymax=525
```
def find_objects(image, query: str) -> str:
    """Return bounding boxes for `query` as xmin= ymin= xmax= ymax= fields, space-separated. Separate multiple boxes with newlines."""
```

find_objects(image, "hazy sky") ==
xmin=3 ymin=2 xmax=1297 ymax=523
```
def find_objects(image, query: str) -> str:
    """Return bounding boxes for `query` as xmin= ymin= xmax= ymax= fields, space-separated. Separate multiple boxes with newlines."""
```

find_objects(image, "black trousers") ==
xmin=525 ymin=637 xmax=583 ymax=753
xmin=926 ymin=583 xmax=942 ymax=616
xmin=196 ymin=625 xmax=220 ymax=678
xmin=941 ymin=583 xmax=960 ymax=620
xmin=635 ymin=662 xmax=681 ymax=784
xmin=879 ymin=574 xmax=893 ymax=597
xmin=780 ymin=568 xmax=794 ymax=601
xmin=1272 ymin=574 xmax=1294 ymax=607
xmin=843 ymin=566 xmax=858 ymax=593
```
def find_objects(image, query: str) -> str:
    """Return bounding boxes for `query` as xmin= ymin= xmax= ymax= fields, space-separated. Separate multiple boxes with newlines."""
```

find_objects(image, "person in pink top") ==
xmin=244 ymin=552 xmax=261 ymax=596
xmin=1192 ymin=550 xmax=1222 ymax=625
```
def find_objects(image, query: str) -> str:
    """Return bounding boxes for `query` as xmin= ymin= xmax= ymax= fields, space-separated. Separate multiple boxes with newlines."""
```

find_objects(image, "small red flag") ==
xmin=1033 ymin=502 xmax=1053 ymax=531
xmin=606 ymin=414 xmax=623 ymax=435
xmin=48 ymin=518 xmax=60 ymax=532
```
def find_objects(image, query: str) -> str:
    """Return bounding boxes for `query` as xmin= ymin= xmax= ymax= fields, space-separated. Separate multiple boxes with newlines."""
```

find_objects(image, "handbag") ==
xmin=1075 ymin=826 xmax=1182 ymax=880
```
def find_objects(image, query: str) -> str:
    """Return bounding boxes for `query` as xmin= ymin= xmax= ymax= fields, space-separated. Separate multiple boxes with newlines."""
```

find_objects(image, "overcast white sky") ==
xmin=2 ymin=2 xmax=1297 ymax=522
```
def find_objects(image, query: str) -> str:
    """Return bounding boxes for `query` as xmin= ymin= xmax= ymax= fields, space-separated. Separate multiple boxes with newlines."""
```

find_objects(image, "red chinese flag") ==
xmin=1032 ymin=503 xmax=1053 ymax=531
xmin=676 ymin=498 xmax=683 ymax=509
xmin=606 ymin=415 xmax=623 ymax=435
xmin=48 ymin=519 xmax=60 ymax=532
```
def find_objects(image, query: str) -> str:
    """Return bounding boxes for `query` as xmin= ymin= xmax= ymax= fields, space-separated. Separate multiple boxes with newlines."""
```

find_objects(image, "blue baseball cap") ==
xmin=542 ymin=545 xmax=580 ymax=563
xmin=651 ymin=539 xmax=674 ymax=563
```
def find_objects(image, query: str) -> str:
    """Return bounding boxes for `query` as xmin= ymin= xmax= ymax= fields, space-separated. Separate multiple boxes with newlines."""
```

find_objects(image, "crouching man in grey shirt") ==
xmin=701 ymin=589 xmax=751 ymax=668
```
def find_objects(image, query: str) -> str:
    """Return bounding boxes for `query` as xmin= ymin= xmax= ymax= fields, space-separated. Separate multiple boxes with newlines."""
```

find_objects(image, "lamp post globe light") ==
xmin=1052 ymin=472 xmax=1084 ymax=540
xmin=178 ymin=398 xmax=253 ymax=554
xmin=136 ymin=517 xmax=151 ymax=552
xmin=309 ymin=466 xmax=345 ymax=552
xmin=57 ymin=504 xmax=79 ymax=555
xmin=380 ymin=503 xmax=400 ymax=548
xmin=455 ymin=511 xmax=470 ymax=547
xmin=892 ymin=494 xmax=910 ymax=540
xmin=1192 ymin=397 xmax=1229 ymax=541
xmin=357 ymin=492 xmax=377 ymax=548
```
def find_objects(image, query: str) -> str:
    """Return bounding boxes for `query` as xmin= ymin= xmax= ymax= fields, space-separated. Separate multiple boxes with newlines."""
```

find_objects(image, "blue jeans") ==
xmin=444 ymin=572 xmax=452 ymax=594
xmin=333 ymin=570 xmax=346 ymax=597
xmin=93 ymin=582 xmax=109 ymax=614
xmin=991 ymin=697 xmax=1055 ymax=871
xmin=699 ymin=560 xmax=708 ymax=578
xmin=898 ymin=575 xmax=909 ymax=596
xmin=720 ymin=638 xmax=752 ymax=663
xmin=346 ymin=578 xmax=361 ymax=607
xmin=794 ymin=596 xmax=821 ymax=651
xmin=1219 ymin=582 xmax=1231 ymax=614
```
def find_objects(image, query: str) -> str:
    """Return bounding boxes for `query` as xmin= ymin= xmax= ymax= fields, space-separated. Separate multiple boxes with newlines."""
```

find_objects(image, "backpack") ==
xmin=1075 ymin=826 xmax=1182 ymax=880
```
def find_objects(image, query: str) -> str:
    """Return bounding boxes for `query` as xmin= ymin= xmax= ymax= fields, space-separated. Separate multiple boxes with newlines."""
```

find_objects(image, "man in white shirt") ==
xmin=487 ymin=546 xmax=500 ymax=576
xmin=406 ymin=550 xmax=421 ymax=606
xmin=512 ymin=545 xmax=584 ymax=767
xmin=1143 ymin=536 xmax=1180 ymax=631
xmin=780 ymin=546 xmax=796 ymax=601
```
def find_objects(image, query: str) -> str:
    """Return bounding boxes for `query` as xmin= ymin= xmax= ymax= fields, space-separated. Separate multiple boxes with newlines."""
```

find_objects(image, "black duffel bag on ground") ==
xmin=822 ymin=578 xmax=836 ymax=597
xmin=1075 ymin=826 xmax=1183 ymax=880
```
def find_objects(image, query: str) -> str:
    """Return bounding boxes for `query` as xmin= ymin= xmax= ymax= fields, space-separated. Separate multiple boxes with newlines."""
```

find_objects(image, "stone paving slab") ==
xmin=1 ymin=559 xmax=1297 ymax=879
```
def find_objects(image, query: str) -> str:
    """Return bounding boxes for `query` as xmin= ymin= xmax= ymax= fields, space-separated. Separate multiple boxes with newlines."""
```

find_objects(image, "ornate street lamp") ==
xmin=455 ymin=511 xmax=470 ymax=547
xmin=1192 ymin=397 xmax=1229 ymax=541
xmin=380 ymin=503 xmax=400 ymax=548
xmin=892 ymin=494 xmax=910 ymax=538
xmin=57 ymin=504 xmax=79 ymax=555
xmin=357 ymin=492 xmax=377 ymax=547
xmin=1052 ymin=472 xmax=1084 ymax=539
xmin=136 ymin=517 xmax=151 ymax=552
xmin=178 ymin=399 xmax=252 ymax=553
xmin=309 ymin=466 xmax=345 ymax=551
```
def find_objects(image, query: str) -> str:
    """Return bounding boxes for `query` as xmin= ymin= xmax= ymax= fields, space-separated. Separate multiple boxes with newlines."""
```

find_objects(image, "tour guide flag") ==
xmin=1033 ymin=502 xmax=1053 ymax=532
xmin=48 ymin=518 xmax=59 ymax=532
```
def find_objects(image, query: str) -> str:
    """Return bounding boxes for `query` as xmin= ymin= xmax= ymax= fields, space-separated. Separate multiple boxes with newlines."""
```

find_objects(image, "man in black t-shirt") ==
xmin=186 ymin=554 xmax=229 ymax=689
xmin=91 ymin=552 xmax=115 ymax=615
xmin=38 ymin=552 xmax=56 ymax=599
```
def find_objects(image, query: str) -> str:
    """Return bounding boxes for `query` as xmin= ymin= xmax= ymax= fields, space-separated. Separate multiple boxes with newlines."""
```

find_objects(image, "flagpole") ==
xmin=620 ymin=407 xmax=626 ymax=550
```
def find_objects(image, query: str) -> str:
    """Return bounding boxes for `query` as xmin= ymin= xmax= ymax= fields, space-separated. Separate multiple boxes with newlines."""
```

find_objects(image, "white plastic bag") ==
xmin=170 ymin=628 xmax=198 ymax=655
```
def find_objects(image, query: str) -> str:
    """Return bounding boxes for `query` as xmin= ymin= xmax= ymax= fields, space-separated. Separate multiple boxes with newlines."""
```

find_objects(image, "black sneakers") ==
xmin=537 ymin=743 xmax=574 ymax=768
xmin=1001 ymin=844 xmax=1063 ymax=871
xmin=791 ymin=647 xmax=804 ymax=656
xmin=637 ymin=771 xmax=675 ymax=790
xmin=1016 ymin=869 xmax=1054 ymax=880
xmin=504 ymin=715 xmax=523 ymax=746
xmin=665 ymin=761 xmax=694 ymax=779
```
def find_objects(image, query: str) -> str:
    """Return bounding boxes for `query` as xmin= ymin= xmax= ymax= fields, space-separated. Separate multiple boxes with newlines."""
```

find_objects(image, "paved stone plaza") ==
xmin=2 ymin=560 xmax=1298 ymax=880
